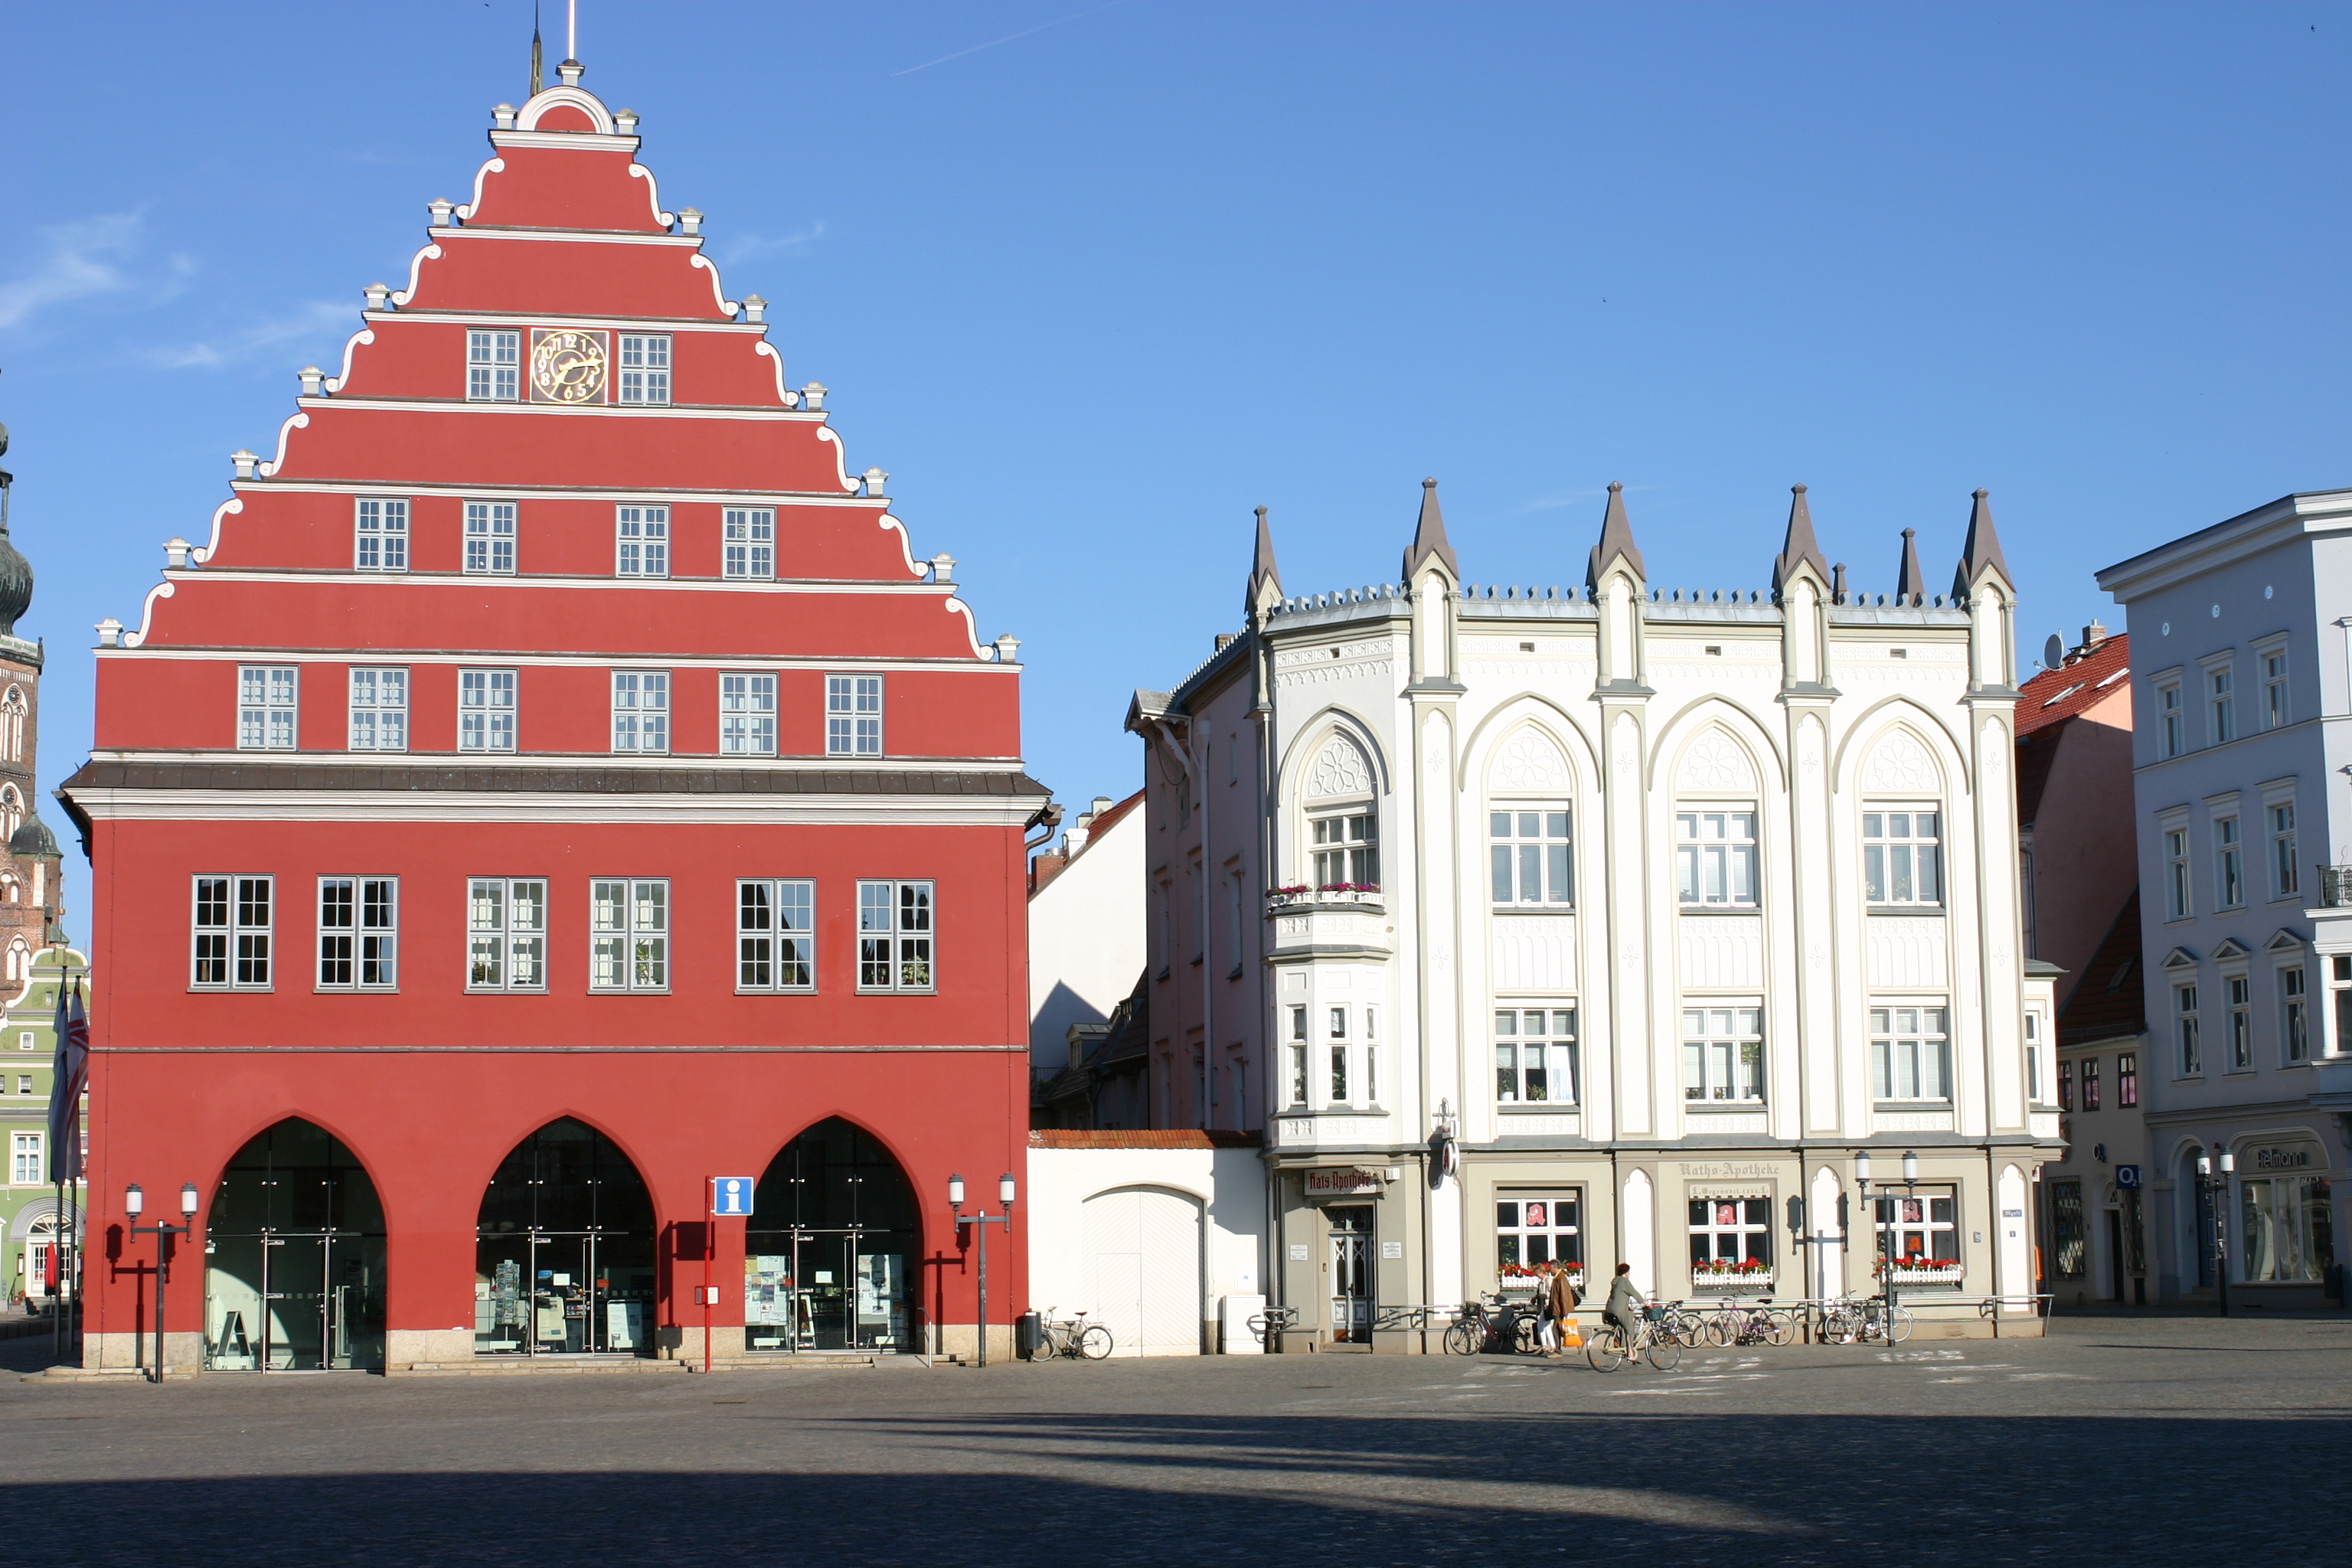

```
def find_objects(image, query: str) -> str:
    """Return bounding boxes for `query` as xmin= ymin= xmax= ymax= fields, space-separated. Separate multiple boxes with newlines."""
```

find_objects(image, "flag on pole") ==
xmin=47 ymin=977 xmax=87 ymax=1184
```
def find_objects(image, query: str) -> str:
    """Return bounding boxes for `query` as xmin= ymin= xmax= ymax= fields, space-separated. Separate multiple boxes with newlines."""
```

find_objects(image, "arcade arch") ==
xmin=474 ymin=1118 xmax=657 ymax=1357
xmin=203 ymin=1119 xmax=386 ymax=1371
xmin=743 ymin=1118 xmax=920 ymax=1354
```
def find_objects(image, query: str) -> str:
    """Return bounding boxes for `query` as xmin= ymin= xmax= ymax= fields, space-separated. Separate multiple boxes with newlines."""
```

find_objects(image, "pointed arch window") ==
xmin=0 ymin=686 xmax=26 ymax=764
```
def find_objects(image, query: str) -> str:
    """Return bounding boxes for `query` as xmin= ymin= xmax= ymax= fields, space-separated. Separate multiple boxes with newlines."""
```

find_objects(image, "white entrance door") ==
xmin=1080 ymin=1187 xmax=1204 ymax=1357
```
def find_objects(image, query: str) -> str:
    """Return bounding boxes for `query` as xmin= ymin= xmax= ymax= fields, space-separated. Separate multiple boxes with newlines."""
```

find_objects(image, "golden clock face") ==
xmin=530 ymin=329 xmax=607 ymax=403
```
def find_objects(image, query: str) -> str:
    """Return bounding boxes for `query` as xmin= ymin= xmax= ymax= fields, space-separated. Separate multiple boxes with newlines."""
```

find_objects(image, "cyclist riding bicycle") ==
xmin=1602 ymin=1261 xmax=1645 ymax=1348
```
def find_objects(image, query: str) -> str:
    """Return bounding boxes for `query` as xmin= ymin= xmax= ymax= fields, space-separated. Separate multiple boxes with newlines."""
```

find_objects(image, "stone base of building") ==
xmin=83 ymin=1329 xmax=205 ymax=1373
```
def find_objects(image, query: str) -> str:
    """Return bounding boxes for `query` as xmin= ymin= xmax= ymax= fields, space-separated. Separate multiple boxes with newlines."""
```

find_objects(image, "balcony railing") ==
xmin=2319 ymin=867 xmax=2352 ymax=908
xmin=1266 ymin=885 xmax=1383 ymax=913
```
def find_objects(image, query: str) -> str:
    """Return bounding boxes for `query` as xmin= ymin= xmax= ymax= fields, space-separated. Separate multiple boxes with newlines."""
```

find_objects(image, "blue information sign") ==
xmin=2115 ymin=1165 xmax=2141 ymax=1190
xmin=710 ymin=1176 xmax=756 ymax=1216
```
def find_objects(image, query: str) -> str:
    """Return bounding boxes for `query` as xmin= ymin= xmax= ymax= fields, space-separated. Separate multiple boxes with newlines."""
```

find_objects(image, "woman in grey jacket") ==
xmin=1603 ymin=1262 xmax=1645 ymax=1347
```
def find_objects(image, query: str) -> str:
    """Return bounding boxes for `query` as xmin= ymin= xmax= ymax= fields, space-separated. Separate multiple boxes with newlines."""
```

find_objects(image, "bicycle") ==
xmin=1818 ymin=1295 xmax=1913 ymax=1344
xmin=1584 ymin=1303 xmax=1684 ymax=1373
xmin=1651 ymin=1298 xmax=1705 ymax=1348
xmin=1033 ymin=1308 xmax=1114 ymax=1361
xmin=1442 ymin=1297 xmax=1494 ymax=1355
xmin=1706 ymin=1298 xmax=1795 ymax=1348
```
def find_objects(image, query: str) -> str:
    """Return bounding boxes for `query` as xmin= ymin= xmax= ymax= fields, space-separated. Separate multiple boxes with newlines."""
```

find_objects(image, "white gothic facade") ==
xmin=1130 ymin=482 xmax=2063 ymax=1344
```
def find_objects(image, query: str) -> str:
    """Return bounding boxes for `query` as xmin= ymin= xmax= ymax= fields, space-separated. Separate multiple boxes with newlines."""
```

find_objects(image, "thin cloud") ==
xmin=717 ymin=220 xmax=828 ymax=267
xmin=149 ymin=299 xmax=354 ymax=371
xmin=891 ymin=0 xmax=1130 ymax=77
xmin=0 ymin=214 xmax=142 ymax=331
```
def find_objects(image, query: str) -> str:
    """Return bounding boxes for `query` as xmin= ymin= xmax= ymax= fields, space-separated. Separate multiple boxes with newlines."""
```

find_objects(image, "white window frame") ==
xmin=737 ymin=878 xmax=815 ymax=992
xmin=856 ymin=879 xmax=934 ymax=993
xmin=2224 ymin=969 xmax=2252 ymax=1071
xmin=590 ymin=878 xmax=669 ymax=992
xmin=1327 ymin=1004 xmax=1351 ymax=1103
xmin=720 ymin=673 xmax=778 ymax=755
xmin=11 ymin=1132 xmax=41 ymax=1187
xmin=466 ymin=877 xmax=547 ymax=991
xmin=1676 ymin=807 xmax=1759 ymax=908
xmin=464 ymin=501 xmax=516 ymax=574
xmin=467 ymin=328 xmax=520 ymax=401
xmin=2155 ymin=677 xmax=2184 ymax=758
xmin=1870 ymin=1003 xmax=1952 ymax=1101
xmin=616 ymin=333 xmax=672 ymax=405
xmin=610 ymin=671 xmax=670 ymax=753
xmin=2175 ymin=982 xmax=2202 ymax=1077
xmin=1488 ymin=805 xmax=1573 ymax=908
xmin=459 ymin=668 xmax=518 ymax=752
xmin=354 ymin=498 xmax=409 ymax=572
xmin=2163 ymin=823 xmax=2192 ymax=921
xmin=192 ymin=875 xmax=273 ymax=991
xmin=2214 ymin=814 xmax=2245 ymax=910
xmin=1496 ymin=1191 xmax=1583 ymax=1278
xmin=1286 ymin=1006 xmax=1308 ymax=1106
xmin=2269 ymin=799 xmax=2299 ymax=899
xmin=616 ymin=505 xmax=669 ymax=577
xmin=2118 ymin=1050 xmax=2138 ymax=1107
xmin=348 ymin=667 xmax=408 ymax=752
xmin=1309 ymin=808 xmax=1378 ymax=890
xmin=1862 ymin=805 xmax=1944 ymax=906
xmin=1494 ymin=1004 xmax=1579 ymax=1106
xmin=2025 ymin=1009 xmax=2047 ymax=1104
xmin=723 ymin=508 xmax=775 ymax=580
xmin=825 ymin=675 xmax=884 ymax=757
xmin=2259 ymin=641 xmax=2290 ymax=730
xmin=1872 ymin=1187 xmax=1960 ymax=1268
xmin=2207 ymin=658 xmax=2236 ymax=745
xmin=2282 ymin=962 xmax=2311 ymax=1065
xmin=238 ymin=665 xmax=299 ymax=751
xmin=316 ymin=876 xmax=397 ymax=991
xmin=1688 ymin=1195 xmax=1773 ymax=1269
xmin=1681 ymin=1003 xmax=1766 ymax=1104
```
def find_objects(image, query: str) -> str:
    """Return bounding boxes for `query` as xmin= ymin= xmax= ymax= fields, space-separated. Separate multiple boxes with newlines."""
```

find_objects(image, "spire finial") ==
xmin=1951 ymin=487 xmax=2012 ymax=601
xmin=1247 ymin=505 xmax=1282 ymax=616
xmin=1400 ymin=476 xmax=1459 ymax=583
xmin=1586 ymin=481 xmax=1644 ymax=592
xmin=531 ymin=0 xmax=544 ymax=96
xmin=1894 ymin=526 xmax=1925 ymax=606
xmin=1772 ymin=482 xmax=1829 ymax=600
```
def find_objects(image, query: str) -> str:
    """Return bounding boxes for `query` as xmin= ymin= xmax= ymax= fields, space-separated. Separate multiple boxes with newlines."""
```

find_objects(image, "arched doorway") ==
xmin=204 ymin=1119 xmax=386 ymax=1371
xmin=475 ymin=1119 xmax=656 ymax=1357
xmin=743 ymin=1119 xmax=917 ymax=1354
xmin=1081 ymin=1185 xmax=1205 ymax=1357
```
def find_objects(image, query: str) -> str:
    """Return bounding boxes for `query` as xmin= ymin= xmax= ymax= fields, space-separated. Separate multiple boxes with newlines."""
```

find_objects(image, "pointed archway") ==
xmin=203 ymin=1119 xmax=386 ymax=1371
xmin=743 ymin=1118 xmax=920 ymax=1353
xmin=475 ymin=1118 xmax=657 ymax=1357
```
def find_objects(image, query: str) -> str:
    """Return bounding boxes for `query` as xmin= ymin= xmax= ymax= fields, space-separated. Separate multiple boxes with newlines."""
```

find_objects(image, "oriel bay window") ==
xmin=317 ymin=877 xmax=397 ymax=991
xmin=858 ymin=880 xmax=934 ymax=992
xmin=1497 ymin=1194 xmax=1582 ymax=1279
xmin=1681 ymin=1005 xmax=1765 ymax=1102
xmin=1311 ymin=811 xmax=1377 ymax=889
xmin=1688 ymin=1197 xmax=1771 ymax=1275
xmin=1490 ymin=808 xmax=1572 ymax=906
xmin=467 ymin=878 xmax=547 ymax=991
xmin=737 ymin=879 xmax=815 ymax=991
xmin=192 ymin=876 xmax=273 ymax=990
xmin=1494 ymin=1007 xmax=1578 ymax=1105
xmin=1870 ymin=1006 xmax=1951 ymax=1101
xmin=1863 ymin=808 xmax=1942 ymax=905
xmin=590 ymin=880 xmax=668 ymax=992
xmin=1287 ymin=1005 xmax=1308 ymax=1106
xmin=1676 ymin=808 xmax=1757 ymax=906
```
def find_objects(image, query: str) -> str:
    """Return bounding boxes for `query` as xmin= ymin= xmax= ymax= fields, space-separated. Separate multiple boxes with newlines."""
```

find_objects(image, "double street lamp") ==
xmin=1854 ymin=1150 xmax=1919 ymax=1332
xmin=2197 ymin=1146 xmax=2236 ymax=1316
xmin=949 ymin=1172 xmax=1014 ymax=1367
xmin=124 ymin=1182 xmax=200 ymax=1383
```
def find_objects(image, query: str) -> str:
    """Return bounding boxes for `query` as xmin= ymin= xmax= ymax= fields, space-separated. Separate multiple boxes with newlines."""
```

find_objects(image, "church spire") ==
xmin=1952 ymin=487 xmax=2013 ymax=601
xmin=1400 ymin=477 xmax=1459 ymax=582
xmin=1894 ymin=528 xmax=1925 ymax=606
xmin=531 ymin=0 xmax=544 ymax=96
xmin=1246 ymin=505 xmax=1282 ymax=618
xmin=1771 ymin=483 xmax=1830 ymax=599
xmin=1586 ymin=481 xmax=1645 ymax=592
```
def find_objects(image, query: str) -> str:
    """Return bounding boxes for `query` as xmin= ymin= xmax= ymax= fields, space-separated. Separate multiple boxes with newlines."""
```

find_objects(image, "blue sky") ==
xmin=2 ymin=2 xmax=2345 ymax=919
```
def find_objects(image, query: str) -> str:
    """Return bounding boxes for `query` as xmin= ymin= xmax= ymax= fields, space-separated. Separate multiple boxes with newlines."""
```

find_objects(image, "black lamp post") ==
xmin=2197 ymin=1146 xmax=2235 ymax=1315
xmin=949 ymin=1171 xmax=1014 ymax=1367
xmin=125 ymin=1182 xmax=199 ymax=1382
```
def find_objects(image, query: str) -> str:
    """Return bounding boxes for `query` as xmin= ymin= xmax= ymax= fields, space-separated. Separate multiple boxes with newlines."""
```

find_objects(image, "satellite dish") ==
xmin=2042 ymin=633 xmax=2064 ymax=671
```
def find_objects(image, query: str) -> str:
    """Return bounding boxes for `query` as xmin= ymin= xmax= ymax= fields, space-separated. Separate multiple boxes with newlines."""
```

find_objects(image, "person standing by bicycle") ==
xmin=1602 ymin=1262 xmax=1645 ymax=1348
xmin=1543 ymin=1260 xmax=1579 ymax=1357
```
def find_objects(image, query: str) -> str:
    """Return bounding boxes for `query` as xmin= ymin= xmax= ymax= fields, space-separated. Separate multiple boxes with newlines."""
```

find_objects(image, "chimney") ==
xmin=1091 ymin=795 xmax=1114 ymax=818
xmin=2081 ymin=620 xmax=2108 ymax=649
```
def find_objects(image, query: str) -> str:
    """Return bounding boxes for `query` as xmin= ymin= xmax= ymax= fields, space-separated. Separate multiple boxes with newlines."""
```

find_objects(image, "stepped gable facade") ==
xmin=61 ymin=64 xmax=1044 ymax=1371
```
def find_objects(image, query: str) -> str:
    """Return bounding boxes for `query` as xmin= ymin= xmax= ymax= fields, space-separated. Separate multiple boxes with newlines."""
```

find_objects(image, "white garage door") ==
xmin=1080 ymin=1187 xmax=1204 ymax=1357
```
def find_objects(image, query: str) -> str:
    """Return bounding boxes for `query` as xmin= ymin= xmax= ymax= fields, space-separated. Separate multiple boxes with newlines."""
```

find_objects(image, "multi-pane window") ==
xmin=1311 ymin=811 xmax=1377 ymax=888
xmin=2209 ymin=665 xmax=2236 ymax=744
xmin=464 ymin=501 xmax=516 ymax=574
xmin=2048 ymin=1179 xmax=2086 ymax=1279
xmin=1489 ymin=809 xmax=1572 ymax=906
xmin=825 ymin=675 xmax=885 ymax=757
xmin=459 ymin=669 xmax=518 ymax=752
xmin=590 ymin=879 xmax=669 ymax=991
xmin=2164 ymin=828 xmax=2191 ymax=920
xmin=238 ymin=665 xmax=299 ymax=750
xmin=2118 ymin=1050 xmax=2139 ymax=1107
xmin=317 ymin=877 xmax=397 ymax=990
xmin=1688 ymin=1197 xmax=1771 ymax=1269
xmin=192 ymin=876 xmax=273 ymax=989
xmin=1497 ymin=1194 xmax=1583 ymax=1276
xmin=723 ymin=508 xmax=775 ymax=579
xmin=857 ymin=880 xmax=935 ymax=991
xmin=2271 ymin=802 xmax=2298 ymax=898
xmin=1494 ymin=1007 xmax=1579 ymax=1105
xmin=2216 ymin=816 xmax=2244 ymax=909
xmin=720 ymin=674 xmax=777 ymax=755
xmin=11 ymin=1133 xmax=41 ymax=1186
xmin=354 ymin=498 xmax=409 ymax=571
xmin=1681 ymin=1006 xmax=1765 ymax=1102
xmin=2025 ymin=1011 xmax=2044 ymax=1103
xmin=1676 ymin=809 xmax=1758 ymax=907
xmin=467 ymin=328 xmax=521 ymax=401
xmin=2176 ymin=984 xmax=2201 ymax=1075
xmin=611 ymin=671 xmax=669 ymax=753
xmin=1874 ymin=1191 xmax=1959 ymax=1268
xmin=466 ymin=877 xmax=547 ymax=991
xmin=2335 ymin=955 xmax=2352 ymax=1058
xmin=737 ymin=880 xmax=815 ymax=991
xmin=1287 ymin=1005 xmax=1308 ymax=1106
xmin=616 ymin=505 xmax=669 ymax=577
xmin=1863 ymin=808 xmax=1943 ymax=905
xmin=1327 ymin=1005 xmax=1351 ymax=1102
xmin=2282 ymin=966 xmax=2310 ymax=1064
xmin=2263 ymin=649 xmax=2289 ymax=730
xmin=2081 ymin=1055 xmax=2101 ymax=1110
xmin=2157 ymin=681 xmax=2183 ymax=757
xmin=616 ymin=334 xmax=672 ymax=405
xmin=2228 ymin=974 xmax=2252 ymax=1070
xmin=1870 ymin=1006 xmax=1952 ymax=1100
xmin=348 ymin=668 xmax=407 ymax=751
xmin=2057 ymin=1057 xmax=2074 ymax=1111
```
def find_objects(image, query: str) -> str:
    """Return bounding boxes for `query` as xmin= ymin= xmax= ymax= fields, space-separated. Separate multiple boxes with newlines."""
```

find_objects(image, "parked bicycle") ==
xmin=1817 ymin=1295 xmax=1913 ymax=1345
xmin=1034 ymin=1308 xmax=1114 ymax=1361
xmin=1651 ymin=1298 xmax=1706 ymax=1348
xmin=1705 ymin=1298 xmax=1796 ymax=1348
xmin=1443 ymin=1293 xmax=1549 ymax=1355
xmin=1585 ymin=1302 xmax=1684 ymax=1372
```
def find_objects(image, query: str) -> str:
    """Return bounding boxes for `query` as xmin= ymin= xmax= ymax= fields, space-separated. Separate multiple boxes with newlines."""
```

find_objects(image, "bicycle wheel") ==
xmin=1822 ymin=1305 xmax=1859 ymax=1344
xmin=1514 ymin=1315 xmax=1543 ymax=1355
xmin=1444 ymin=1319 xmax=1478 ymax=1356
xmin=1889 ymin=1307 xmax=1915 ymax=1344
xmin=1585 ymin=1327 xmax=1626 ymax=1372
xmin=1703 ymin=1312 xmax=1732 ymax=1349
xmin=1078 ymin=1325 xmax=1114 ymax=1360
xmin=1646 ymin=1331 xmax=1684 ymax=1370
xmin=1765 ymin=1309 xmax=1798 ymax=1348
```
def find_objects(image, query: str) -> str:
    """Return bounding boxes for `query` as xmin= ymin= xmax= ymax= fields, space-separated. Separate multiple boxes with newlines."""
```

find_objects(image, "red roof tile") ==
xmin=2017 ymin=633 xmax=2131 ymax=737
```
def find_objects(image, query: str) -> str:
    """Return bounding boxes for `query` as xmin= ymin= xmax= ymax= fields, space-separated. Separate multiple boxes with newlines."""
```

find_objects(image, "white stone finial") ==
xmin=557 ymin=58 xmax=584 ymax=87
xmin=614 ymin=108 xmax=639 ymax=135
xmin=492 ymin=103 xmax=518 ymax=131
xmin=299 ymin=366 xmax=325 ymax=398
xmin=429 ymin=198 xmax=456 ymax=228
xmin=94 ymin=619 xmax=124 ymax=649
xmin=163 ymin=538 xmax=191 ymax=570
xmin=993 ymin=635 xmax=1022 ymax=665
xmin=861 ymin=468 xmax=889 ymax=497
xmin=364 ymin=282 xmax=391 ymax=311
xmin=800 ymin=381 xmax=826 ymax=410
xmin=931 ymin=554 xmax=956 ymax=584
xmin=230 ymin=449 xmax=260 ymax=481
xmin=678 ymin=207 xmax=703 ymax=236
xmin=741 ymin=294 xmax=766 ymax=324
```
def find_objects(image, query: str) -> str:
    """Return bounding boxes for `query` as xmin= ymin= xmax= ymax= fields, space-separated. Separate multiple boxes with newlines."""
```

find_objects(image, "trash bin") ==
xmin=1014 ymin=1309 xmax=1042 ymax=1360
xmin=1219 ymin=1294 xmax=1267 ymax=1355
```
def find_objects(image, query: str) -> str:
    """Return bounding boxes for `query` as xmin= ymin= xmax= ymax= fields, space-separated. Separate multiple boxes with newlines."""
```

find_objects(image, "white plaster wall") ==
xmin=1027 ymin=802 xmax=1146 ymax=1067
xmin=1026 ymin=1145 xmax=1266 ymax=1351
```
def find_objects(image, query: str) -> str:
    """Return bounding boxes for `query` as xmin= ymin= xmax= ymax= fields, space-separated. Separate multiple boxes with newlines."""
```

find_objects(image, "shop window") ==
xmin=467 ymin=878 xmax=547 ymax=991
xmin=348 ymin=667 xmax=408 ymax=751
xmin=1681 ymin=1005 xmax=1764 ymax=1102
xmin=237 ymin=665 xmax=299 ymax=750
xmin=475 ymin=1119 xmax=656 ymax=1357
xmin=737 ymin=879 xmax=814 ymax=991
xmin=1311 ymin=810 xmax=1378 ymax=890
xmin=610 ymin=671 xmax=670 ymax=753
xmin=1687 ymin=1197 xmax=1771 ymax=1272
xmin=1497 ymin=1193 xmax=1583 ymax=1282
xmin=2239 ymin=1175 xmax=2337 ymax=1282
xmin=2282 ymin=966 xmax=2310 ymax=1063
xmin=316 ymin=877 xmax=397 ymax=991
xmin=1676 ymin=808 xmax=1757 ymax=907
xmin=1494 ymin=1007 xmax=1578 ymax=1105
xmin=827 ymin=675 xmax=884 ymax=756
xmin=1863 ymin=808 xmax=1942 ymax=906
xmin=206 ymin=1120 xmax=387 ymax=1370
xmin=2118 ymin=1051 xmax=2138 ymax=1107
xmin=1489 ymin=808 xmax=1571 ymax=906
xmin=464 ymin=501 xmax=516 ymax=574
xmin=743 ymin=1119 xmax=920 ymax=1353
xmin=467 ymin=328 xmax=520 ymax=401
xmin=1870 ymin=1005 xmax=1950 ymax=1100
xmin=616 ymin=505 xmax=669 ymax=577
xmin=616 ymin=334 xmax=671 ymax=405
xmin=459 ymin=668 xmax=518 ymax=752
xmin=590 ymin=878 xmax=669 ymax=992
xmin=354 ymin=498 xmax=408 ymax=571
xmin=856 ymin=880 xmax=933 ymax=992
xmin=2049 ymin=1178 xmax=2086 ymax=1278
xmin=192 ymin=875 xmax=273 ymax=990
xmin=1874 ymin=1188 xmax=1960 ymax=1269
xmin=720 ymin=674 xmax=778 ymax=755
xmin=2081 ymin=1055 xmax=2100 ymax=1111
xmin=724 ymin=508 xmax=775 ymax=579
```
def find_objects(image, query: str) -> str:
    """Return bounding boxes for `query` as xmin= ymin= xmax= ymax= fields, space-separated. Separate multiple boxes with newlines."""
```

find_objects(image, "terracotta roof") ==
xmin=2058 ymin=889 xmax=2145 ymax=1047
xmin=1028 ymin=1129 xmax=1262 ymax=1148
xmin=1082 ymin=787 xmax=1145 ymax=842
xmin=2017 ymin=632 xmax=2130 ymax=738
